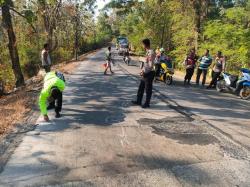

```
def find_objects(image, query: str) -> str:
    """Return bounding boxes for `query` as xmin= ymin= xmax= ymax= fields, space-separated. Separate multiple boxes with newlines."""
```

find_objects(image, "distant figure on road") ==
xmin=104 ymin=46 xmax=114 ymax=75
xmin=207 ymin=51 xmax=226 ymax=89
xmin=183 ymin=49 xmax=198 ymax=86
xmin=132 ymin=38 xmax=155 ymax=108
xmin=39 ymin=71 xmax=65 ymax=121
xmin=41 ymin=43 xmax=52 ymax=73
xmin=196 ymin=49 xmax=213 ymax=86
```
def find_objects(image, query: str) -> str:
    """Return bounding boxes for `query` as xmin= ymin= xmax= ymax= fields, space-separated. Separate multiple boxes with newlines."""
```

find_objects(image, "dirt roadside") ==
xmin=0 ymin=50 xmax=99 ymax=172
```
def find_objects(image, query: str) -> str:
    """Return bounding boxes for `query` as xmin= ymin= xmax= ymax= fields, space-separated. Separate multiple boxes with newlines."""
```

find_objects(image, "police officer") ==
xmin=132 ymin=39 xmax=155 ymax=108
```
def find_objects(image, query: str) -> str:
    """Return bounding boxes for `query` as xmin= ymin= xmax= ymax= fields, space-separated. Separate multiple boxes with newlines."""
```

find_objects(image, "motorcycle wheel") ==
xmin=165 ymin=75 xmax=173 ymax=85
xmin=216 ymin=80 xmax=226 ymax=92
xmin=240 ymin=87 xmax=250 ymax=100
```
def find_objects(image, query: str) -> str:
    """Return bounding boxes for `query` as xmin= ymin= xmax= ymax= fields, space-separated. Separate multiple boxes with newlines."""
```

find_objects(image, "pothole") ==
xmin=138 ymin=116 xmax=219 ymax=146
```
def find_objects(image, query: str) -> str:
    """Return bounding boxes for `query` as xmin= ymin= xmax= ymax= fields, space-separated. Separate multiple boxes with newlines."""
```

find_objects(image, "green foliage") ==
xmin=0 ymin=0 xmax=114 ymax=90
xmin=200 ymin=6 xmax=250 ymax=72
xmin=22 ymin=9 xmax=37 ymax=24
xmin=107 ymin=0 xmax=250 ymax=72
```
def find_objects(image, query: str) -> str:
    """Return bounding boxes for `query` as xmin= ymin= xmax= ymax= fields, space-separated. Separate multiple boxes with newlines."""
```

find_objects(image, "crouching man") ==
xmin=39 ymin=71 xmax=66 ymax=121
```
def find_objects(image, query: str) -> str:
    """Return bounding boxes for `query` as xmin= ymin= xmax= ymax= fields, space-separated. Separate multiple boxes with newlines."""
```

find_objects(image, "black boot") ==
xmin=142 ymin=103 xmax=150 ymax=108
xmin=131 ymin=100 xmax=141 ymax=106
xmin=55 ymin=112 xmax=61 ymax=118
xmin=47 ymin=103 xmax=55 ymax=110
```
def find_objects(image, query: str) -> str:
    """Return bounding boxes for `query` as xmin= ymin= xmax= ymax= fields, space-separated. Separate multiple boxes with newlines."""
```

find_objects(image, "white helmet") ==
xmin=160 ymin=48 xmax=165 ymax=52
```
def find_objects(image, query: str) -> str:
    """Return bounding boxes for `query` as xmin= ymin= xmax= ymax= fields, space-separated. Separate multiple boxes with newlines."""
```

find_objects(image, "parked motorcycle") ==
xmin=154 ymin=62 xmax=174 ymax=85
xmin=240 ymin=81 xmax=250 ymax=100
xmin=216 ymin=72 xmax=238 ymax=92
xmin=216 ymin=68 xmax=250 ymax=100
xmin=239 ymin=68 xmax=250 ymax=100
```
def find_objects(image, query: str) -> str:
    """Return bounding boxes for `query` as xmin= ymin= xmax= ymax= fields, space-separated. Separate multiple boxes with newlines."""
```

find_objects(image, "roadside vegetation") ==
xmin=0 ymin=0 xmax=112 ymax=92
xmin=105 ymin=0 xmax=250 ymax=72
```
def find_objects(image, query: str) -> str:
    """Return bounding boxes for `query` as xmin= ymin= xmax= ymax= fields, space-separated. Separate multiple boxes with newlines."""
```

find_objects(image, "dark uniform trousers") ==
xmin=137 ymin=71 xmax=155 ymax=105
xmin=48 ymin=91 xmax=63 ymax=113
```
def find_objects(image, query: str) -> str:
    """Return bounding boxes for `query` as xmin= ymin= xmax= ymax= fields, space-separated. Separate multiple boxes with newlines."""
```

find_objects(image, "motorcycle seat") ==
xmin=241 ymin=68 xmax=250 ymax=74
xmin=243 ymin=81 xmax=250 ymax=86
xmin=229 ymin=75 xmax=238 ymax=86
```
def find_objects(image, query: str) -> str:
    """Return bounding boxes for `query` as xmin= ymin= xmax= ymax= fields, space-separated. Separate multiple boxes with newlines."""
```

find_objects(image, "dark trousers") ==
xmin=137 ymin=71 xmax=155 ymax=105
xmin=196 ymin=68 xmax=208 ymax=85
xmin=43 ymin=65 xmax=51 ymax=73
xmin=155 ymin=64 xmax=161 ymax=76
xmin=209 ymin=71 xmax=221 ymax=87
xmin=184 ymin=68 xmax=194 ymax=83
xmin=48 ymin=91 xmax=63 ymax=114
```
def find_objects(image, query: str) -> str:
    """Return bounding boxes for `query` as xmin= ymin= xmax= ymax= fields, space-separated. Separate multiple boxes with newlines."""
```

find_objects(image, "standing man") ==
xmin=183 ymin=49 xmax=198 ymax=85
xmin=196 ymin=49 xmax=212 ymax=86
xmin=207 ymin=51 xmax=226 ymax=89
xmin=41 ymin=43 xmax=52 ymax=73
xmin=132 ymin=38 xmax=155 ymax=108
xmin=39 ymin=71 xmax=65 ymax=121
xmin=104 ymin=46 xmax=114 ymax=75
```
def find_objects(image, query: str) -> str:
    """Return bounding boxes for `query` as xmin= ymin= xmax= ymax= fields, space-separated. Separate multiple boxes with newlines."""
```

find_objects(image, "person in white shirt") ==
xmin=41 ymin=43 xmax=52 ymax=73
xmin=132 ymin=38 xmax=155 ymax=108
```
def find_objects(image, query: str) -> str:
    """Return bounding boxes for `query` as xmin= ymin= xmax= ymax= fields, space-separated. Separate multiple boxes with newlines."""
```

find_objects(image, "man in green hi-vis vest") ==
xmin=39 ymin=71 xmax=66 ymax=121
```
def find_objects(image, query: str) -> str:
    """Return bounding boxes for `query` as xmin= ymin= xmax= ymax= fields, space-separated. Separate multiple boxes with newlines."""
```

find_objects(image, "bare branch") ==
xmin=9 ymin=7 xmax=37 ymax=33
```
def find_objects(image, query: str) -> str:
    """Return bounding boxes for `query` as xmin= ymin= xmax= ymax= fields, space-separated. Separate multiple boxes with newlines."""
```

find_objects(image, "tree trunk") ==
xmin=2 ymin=3 xmax=25 ymax=87
xmin=160 ymin=21 xmax=166 ymax=48
xmin=192 ymin=0 xmax=202 ymax=50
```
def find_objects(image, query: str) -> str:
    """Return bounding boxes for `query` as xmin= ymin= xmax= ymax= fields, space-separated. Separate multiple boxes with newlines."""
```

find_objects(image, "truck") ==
xmin=117 ymin=37 xmax=129 ymax=56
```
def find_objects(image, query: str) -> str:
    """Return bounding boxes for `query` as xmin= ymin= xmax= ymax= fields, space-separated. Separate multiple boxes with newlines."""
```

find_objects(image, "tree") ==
xmin=1 ymin=0 xmax=25 ymax=87
xmin=106 ymin=0 xmax=250 ymax=72
xmin=37 ymin=0 xmax=63 ymax=51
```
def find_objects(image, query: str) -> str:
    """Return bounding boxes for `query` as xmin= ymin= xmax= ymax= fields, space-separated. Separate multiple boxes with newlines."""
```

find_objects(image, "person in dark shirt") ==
xmin=183 ymin=49 xmax=198 ymax=85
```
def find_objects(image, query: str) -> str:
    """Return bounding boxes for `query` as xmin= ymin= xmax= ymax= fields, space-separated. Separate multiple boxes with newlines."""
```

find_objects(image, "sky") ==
xmin=95 ymin=0 xmax=111 ymax=16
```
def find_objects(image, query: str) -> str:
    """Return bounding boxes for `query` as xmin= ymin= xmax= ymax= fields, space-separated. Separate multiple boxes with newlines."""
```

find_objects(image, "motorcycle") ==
xmin=123 ymin=49 xmax=130 ymax=65
xmin=216 ymin=72 xmax=238 ymax=92
xmin=123 ymin=55 xmax=130 ymax=66
xmin=216 ymin=68 xmax=250 ymax=100
xmin=239 ymin=68 xmax=250 ymax=100
xmin=154 ymin=61 xmax=174 ymax=85
xmin=240 ymin=81 xmax=250 ymax=100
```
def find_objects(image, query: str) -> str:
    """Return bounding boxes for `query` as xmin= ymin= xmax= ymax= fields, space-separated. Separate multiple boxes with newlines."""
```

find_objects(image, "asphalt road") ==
xmin=0 ymin=49 xmax=250 ymax=187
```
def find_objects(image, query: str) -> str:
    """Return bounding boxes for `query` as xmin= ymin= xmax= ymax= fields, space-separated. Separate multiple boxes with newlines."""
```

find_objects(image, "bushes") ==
xmin=200 ymin=7 xmax=250 ymax=73
xmin=0 ymin=64 xmax=15 ymax=91
xmin=52 ymin=47 xmax=73 ymax=64
xmin=23 ymin=61 xmax=40 ymax=78
xmin=114 ymin=1 xmax=250 ymax=73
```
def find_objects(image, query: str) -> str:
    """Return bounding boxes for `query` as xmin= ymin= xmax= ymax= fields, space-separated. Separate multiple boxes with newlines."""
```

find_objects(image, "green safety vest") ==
xmin=39 ymin=72 xmax=65 ymax=115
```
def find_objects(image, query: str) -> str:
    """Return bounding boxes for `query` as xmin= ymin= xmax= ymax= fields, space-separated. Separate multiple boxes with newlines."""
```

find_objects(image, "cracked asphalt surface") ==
xmin=0 ymin=49 xmax=250 ymax=187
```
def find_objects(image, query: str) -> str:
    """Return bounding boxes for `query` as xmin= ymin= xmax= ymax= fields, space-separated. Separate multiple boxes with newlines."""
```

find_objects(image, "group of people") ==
xmin=38 ymin=39 xmax=246 ymax=121
xmin=103 ymin=40 xmax=228 ymax=109
xmin=183 ymin=49 xmax=226 ymax=88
